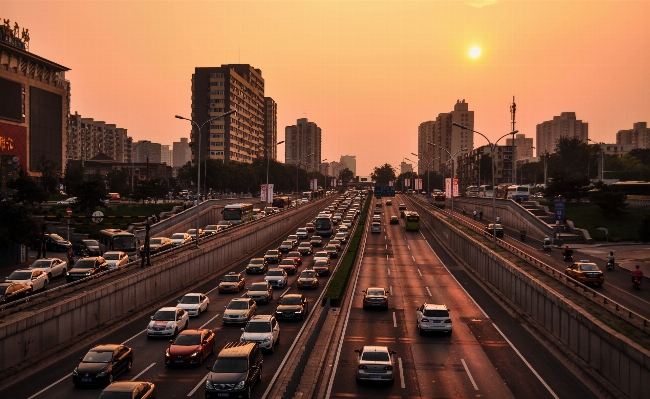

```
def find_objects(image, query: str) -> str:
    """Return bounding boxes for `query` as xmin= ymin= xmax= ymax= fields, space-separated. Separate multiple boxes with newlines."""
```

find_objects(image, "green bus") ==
xmin=404 ymin=212 xmax=421 ymax=231
xmin=222 ymin=203 xmax=254 ymax=225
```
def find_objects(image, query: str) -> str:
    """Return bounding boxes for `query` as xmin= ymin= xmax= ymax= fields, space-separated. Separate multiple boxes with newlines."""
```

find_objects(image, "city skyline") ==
xmin=3 ymin=0 xmax=649 ymax=175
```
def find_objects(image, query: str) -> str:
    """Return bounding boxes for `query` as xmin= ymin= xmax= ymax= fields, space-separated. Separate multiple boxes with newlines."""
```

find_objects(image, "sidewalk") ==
xmin=570 ymin=242 xmax=650 ymax=275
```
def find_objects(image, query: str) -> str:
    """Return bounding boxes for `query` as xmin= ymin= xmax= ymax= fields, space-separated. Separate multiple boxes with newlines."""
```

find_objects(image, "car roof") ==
xmin=158 ymin=307 xmax=180 ymax=311
xmin=422 ymin=303 xmax=448 ymax=310
xmin=176 ymin=329 xmax=205 ymax=336
xmin=229 ymin=298 xmax=250 ymax=302
xmin=283 ymin=294 xmax=303 ymax=299
xmin=103 ymin=381 xmax=148 ymax=391
xmin=361 ymin=345 xmax=390 ymax=353
xmin=249 ymin=315 xmax=273 ymax=322
xmin=183 ymin=293 xmax=203 ymax=297
xmin=91 ymin=344 xmax=121 ymax=351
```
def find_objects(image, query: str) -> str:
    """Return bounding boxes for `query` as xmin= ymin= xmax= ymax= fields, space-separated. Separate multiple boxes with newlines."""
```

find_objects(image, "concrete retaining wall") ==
xmin=415 ymin=202 xmax=650 ymax=399
xmin=0 ymin=199 xmax=326 ymax=377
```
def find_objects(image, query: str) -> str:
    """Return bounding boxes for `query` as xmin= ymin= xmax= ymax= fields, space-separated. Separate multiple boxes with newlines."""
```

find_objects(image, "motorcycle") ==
xmin=562 ymin=250 xmax=573 ymax=262
xmin=606 ymin=259 xmax=615 ymax=271
xmin=542 ymin=240 xmax=552 ymax=252
xmin=632 ymin=275 xmax=642 ymax=290
xmin=67 ymin=250 xmax=75 ymax=266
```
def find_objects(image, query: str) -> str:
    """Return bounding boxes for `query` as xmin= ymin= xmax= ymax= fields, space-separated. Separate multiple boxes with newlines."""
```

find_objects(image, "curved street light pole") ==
xmin=175 ymin=109 xmax=236 ymax=247
xmin=265 ymin=140 xmax=285 ymax=203
xmin=428 ymin=144 xmax=468 ymax=222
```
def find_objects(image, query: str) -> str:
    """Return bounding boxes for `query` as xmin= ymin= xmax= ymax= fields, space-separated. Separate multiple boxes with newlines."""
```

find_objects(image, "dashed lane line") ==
xmin=131 ymin=362 xmax=156 ymax=381
xmin=461 ymin=358 xmax=479 ymax=390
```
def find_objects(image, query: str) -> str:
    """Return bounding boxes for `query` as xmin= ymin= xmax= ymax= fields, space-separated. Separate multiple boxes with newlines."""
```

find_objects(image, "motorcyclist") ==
xmin=495 ymin=215 xmax=501 ymax=223
xmin=462 ymin=206 xmax=466 ymax=216
xmin=67 ymin=249 xmax=74 ymax=266
xmin=607 ymin=251 xmax=615 ymax=269
xmin=632 ymin=265 xmax=643 ymax=282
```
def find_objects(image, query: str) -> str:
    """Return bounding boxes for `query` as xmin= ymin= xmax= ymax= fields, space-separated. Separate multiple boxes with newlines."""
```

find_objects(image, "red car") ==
xmin=305 ymin=222 xmax=316 ymax=233
xmin=285 ymin=251 xmax=303 ymax=266
xmin=165 ymin=329 xmax=215 ymax=367
xmin=279 ymin=258 xmax=299 ymax=275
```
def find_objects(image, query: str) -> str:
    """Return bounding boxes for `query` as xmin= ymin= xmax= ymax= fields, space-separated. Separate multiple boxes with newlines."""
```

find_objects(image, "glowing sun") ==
xmin=469 ymin=47 xmax=481 ymax=59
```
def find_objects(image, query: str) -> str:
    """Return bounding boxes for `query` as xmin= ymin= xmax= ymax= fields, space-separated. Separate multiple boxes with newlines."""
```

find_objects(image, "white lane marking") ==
xmin=390 ymin=286 xmax=393 ymax=294
xmin=461 ymin=358 xmax=479 ymax=390
xmin=407 ymin=245 xmax=410 ymax=250
xmin=27 ymin=374 xmax=72 ymax=399
xmin=398 ymin=357 xmax=405 ymax=388
xmin=206 ymin=285 xmax=220 ymax=295
xmin=393 ymin=312 xmax=397 ymax=327
xmin=280 ymin=286 xmax=291 ymax=297
xmin=426 ymin=287 xmax=432 ymax=297
xmin=386 ymin=244 xmax=388 ymax=249
xmin=493 ymin=324 xmax=559 ymax=399
xmin=188 ymin=373 xmax=209 ymax=396
xmin=200 ymin=313 xmax=220 ymax=329
xmin=386 ymin=254 xmax=389 ymax=260
xmin=412 ymin=255 xmax=416 ymax=262
xmin=417 ymin=268 xmax=422 ymax=277
xmin=122 ymin=329 xmax=146 ymax=344
xmin=387 ymin=267 xmax=391 ymax=276
xmin=131 ymin=362 xmax=156 ymax=381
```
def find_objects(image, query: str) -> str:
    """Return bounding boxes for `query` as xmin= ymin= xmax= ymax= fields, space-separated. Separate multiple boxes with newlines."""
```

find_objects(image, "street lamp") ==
xmin=175 ymin=109 xmax=237 ymax=247
xmin=411 ymin=152 xmax=435 ymax=197
xmin=587 ymin=139 xmax=604 ymax=181
xmin=428 ymin=144 xmax=468 ymax=222
xmin=265 ymin=140 xmax=285 ymax=203
xmin=453 ymin=122 xmax=517 ymax=249
xmin=294 ymin=153 xmax=314 ymax=200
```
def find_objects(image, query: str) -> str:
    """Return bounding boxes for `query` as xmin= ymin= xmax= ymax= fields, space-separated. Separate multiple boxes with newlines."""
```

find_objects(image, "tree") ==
xmin=0 ymin=201 xmax=40 ymax=250
xmin=6 ymin=170 xmax=48 ymax=207
xmin=544 ymin=171 xmax=589 ymax=201
xmin=338 ymin=168 xmax=354 ymax=184
xmin=74 ymin=174 xmax=108 ymax=211
xmin=106 ymin=168 xmax=132 ymax=196
xmin=638 ymin=216 xmax=650 ymax=243
xmin=371 ymin=164 xmax=396 ymax=186
xmin=63 ymin=163 xmax=85 ymax=196
xmin=588 ymin=181 xmax=628 ymax=218
xmin=628 ymin=148 xmax=650 ymax=165
xmin=36 ymin=155 xmax=60 ymax=195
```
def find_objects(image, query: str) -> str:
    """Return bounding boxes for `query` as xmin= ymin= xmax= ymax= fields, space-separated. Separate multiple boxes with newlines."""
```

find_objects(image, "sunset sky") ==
xmin=3 ymin=0 xmax=649 ymax=175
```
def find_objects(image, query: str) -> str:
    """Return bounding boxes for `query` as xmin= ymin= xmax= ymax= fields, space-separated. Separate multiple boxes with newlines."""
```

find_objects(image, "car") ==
xmin=341 ymin=219 xmax=353 ymax=228
xmin=57 ymin=196 xmax=78 ymax=205
xmin=218 ymin=272 xmax=246 ymax=293
xmin=203 ymin=225 xmax=223 ymax=236
xmin=29 ymin=257 xmax=67 ymax=279
xmin=313 ymin=251 xmax=330 ymax=263
xmin=362 ymin=287 xmax=389 ymax=310
xmin=371 ymin=222 xmax=381 ymax=233
xmin=264 ymin=249 xmax=282 ymax=264
xmin=223 ymin=297 xmax=257 ymax=324
xmin=286 ymin=234 xmax=300 ymax=246
xmin=334 ymin=232 xmax=348 ymax=244
xmin=385 ymin=200 xmax=393 ymax=206
xmin=96 ymin=381 xmax=156 ymax=399
xmin=240 ymin=315 xmax=280 ymax=352
xmin=217 ymin=220 xmax=233 ymax=229
xmin=297 ymin=269 xmax=319 ymax=289
xmin=373 ymin=208 xmax=381 ymax=215
xmin=205 ymin=342 xmax=263 ymax=399
xmin=0 ymin=282 xmax=32 ymax=304
xmin=416 ymin=303 xmax=452 ymax=335
xmin=323 ymin=244 xmax=338 ymax=259
xmin=372 ymin=216 xmax=381 ymax=223
xmin=354 ymin=346 xmax=396 ymax=383
xmin=170 ymin=232 xmax=193 ymax=246
xmin=6 ymin=268 xmax=49 ymax=292
xmin=275 ymin=294 xmax=309 ymax=321
xmin=246 ymin=281 xmax=274 ymax=304
xmin=278 ymin=258 xmax=299 ymax=275
xmin=186 ymin=228 xmax=205 ymax=240
xmin=73 ymin=239 xmax=101 ymax=256
xmin=285 ymin=250 xmax=303 ymax=266
xmin=338 ymin=226 xmax=350 ymax=235
xmin=398 ymin=204 xmax=407 ymax=210
xmin=147 ymin=307 xmax=189 ymax=338
xmin=43 ymin=233 xmax=72 ymax=252
xmin=297 ymin=242 xmax=313 ymax=256
xmin=305 ymin=222 xmax=316 ymax=233
xmin=565 ymin=260 xmax=605 ymax=287
xmin=72 ymin=344 xmax=134 ymax=386
xmin=177 ymin=293 xmax=210 ymax=317
xmin=329 ymin=239 xmax=342 ymax=251
xmin=389 ymin=216 xmax=399 ymax=225
xmin=264 ymin=268 xmax=288 ymax=288
xmin=278 ymin=240 xmax=296 ymax=253
xmin=485 ymin=224 xmax=504 ymax=238
xmin=312 ymin=259 xmax=331 ymax=276
xmin=103 ymin=251 xmax=129 ymax=269
xmin=296 ymin=228 xmax=309 ymax=240
xmin=141 ymin=236 xmax=173 ymax=255
xmin=246 ymin=258 xmax=269 ymax=274
xmin=309 ymin=236 xmax=323 ymax=247
xmin=66 ymin=256 xmax=109 ymax=283
xmin=165 ymin=328 xmax=215 ymax=366
xmin=253 ymin=210 xmax=266 ymax=220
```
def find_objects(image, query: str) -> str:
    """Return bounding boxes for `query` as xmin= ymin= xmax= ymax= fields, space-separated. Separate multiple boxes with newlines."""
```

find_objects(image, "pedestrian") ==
xmin=496 ymin=215 xmax=501 ymax=223
xmin=479 ymin=210 xmax=483 ymax=221
xmin=473 ymin=210 xmax=477 ymax=220
xmin=462 ymin=206 xmax=466 ymax=216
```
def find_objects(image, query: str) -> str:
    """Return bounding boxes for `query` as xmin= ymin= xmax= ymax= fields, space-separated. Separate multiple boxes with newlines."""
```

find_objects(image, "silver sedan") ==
xmin=354 ymin=346 xmax=396 ymax=383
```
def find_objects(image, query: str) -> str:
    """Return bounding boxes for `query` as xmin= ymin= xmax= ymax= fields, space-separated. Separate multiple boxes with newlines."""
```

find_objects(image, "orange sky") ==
xmin=3 ymin=0 xmax=649 ymax=175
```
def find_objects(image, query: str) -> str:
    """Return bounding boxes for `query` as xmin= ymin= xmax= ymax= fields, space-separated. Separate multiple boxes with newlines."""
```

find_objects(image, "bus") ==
xmin=222 ymin=203 xmax=254 ymax=225
xmin=466 ymin=186 xmax=479 ymax=197
xmin=433 ymin=194 xmax=446 ymax=208
xmin=507 ymin=185 xmax=530 ymax=202
xmin=495 ymin=184 xmax=510 ymax=199
xmin=478 ymin=185 xmax=493 ymax=198
xmin=98 ymin=229 xmax=137 ymax=257
xmin=314 ymin=214 xmax=334 ymax=237
xmin=404 ymin=212 xmax=421 ymax=231
xmin=272 ymin=196 xmax=291 ymax=209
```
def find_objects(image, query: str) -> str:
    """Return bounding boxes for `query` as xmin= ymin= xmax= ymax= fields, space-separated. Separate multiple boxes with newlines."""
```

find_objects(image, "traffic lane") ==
xmin=414 ymin=206 xmax=598 ymax=399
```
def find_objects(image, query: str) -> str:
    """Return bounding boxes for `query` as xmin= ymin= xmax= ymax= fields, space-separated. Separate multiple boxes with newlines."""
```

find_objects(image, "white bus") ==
xmin=222 ymin=203 xmax=254 ymax=225
xmin=478 ymin=185 xmax=494 ymax=198
xmin=466 ymin=186 xmax=479 ymax=197
xmin=314 ymin=214 xmax=334 ymax=237
xmin=507 ymin=185 xmax=530 ymax=202
xmin=98 ymin=229 xmax=137 ymax=257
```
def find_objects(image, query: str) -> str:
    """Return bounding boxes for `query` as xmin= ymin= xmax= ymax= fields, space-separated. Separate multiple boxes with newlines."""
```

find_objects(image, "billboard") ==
xmin=30 ymin=86 xmax=63 ymax=171
xmin=0 ymin=122 xmax=27 ymax=198
xmin=0 ymin=77 xmax=23 ymax=122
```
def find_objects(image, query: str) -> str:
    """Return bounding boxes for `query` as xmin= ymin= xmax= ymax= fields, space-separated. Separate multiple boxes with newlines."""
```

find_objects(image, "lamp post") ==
xmin=453 ymin=122 xmax=517 ymax=249
xmin=587 ymin=139 xmax=604 ymax=181
xmin=175 ymin=109 xmax=236 ymax=247
xmin=411 ymin=152 xmax=434 ymax=197
xmin=295 ymin=153 xmax=314 ymax=201
xmin=265 ymin=140 xmax=285 ymax=203
xmin=428 ymin=144 xmax=468 ymax=222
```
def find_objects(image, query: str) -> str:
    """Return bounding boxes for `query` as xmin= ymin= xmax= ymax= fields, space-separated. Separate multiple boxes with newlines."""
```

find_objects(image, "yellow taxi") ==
xmin=218 ymin=272 xmax=246 ymax=293
xmin=565 ymin=260 xmax=604 ymax=287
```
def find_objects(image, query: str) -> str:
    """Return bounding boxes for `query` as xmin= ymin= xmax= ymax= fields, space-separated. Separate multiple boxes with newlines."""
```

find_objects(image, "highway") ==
xmin=325 ymin=195 xmax=598 ymax=399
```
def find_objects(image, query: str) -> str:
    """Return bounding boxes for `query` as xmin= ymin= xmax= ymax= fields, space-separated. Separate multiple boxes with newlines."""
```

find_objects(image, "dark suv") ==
xmin=205 ymin=342 xmax=263 ymax=399
xmin=66 ymin=256 xmax=109 ymax=282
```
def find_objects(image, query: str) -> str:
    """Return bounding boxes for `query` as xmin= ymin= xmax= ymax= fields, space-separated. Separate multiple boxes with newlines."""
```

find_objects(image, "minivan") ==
xmin=205 ymin=342 xmax=263 ymax=399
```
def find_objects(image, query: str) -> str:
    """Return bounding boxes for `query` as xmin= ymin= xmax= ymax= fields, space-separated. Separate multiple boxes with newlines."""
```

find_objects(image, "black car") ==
xmin=485 ymin=224 xmax=504 ymax=238
xmin=72 ymin=344 xmax=133 ymax=386
xmin=43 ymin=234 xmax=72 ymax=252
xmin=246 ymin=258 xmax=269 ymax=274
xmin=140 ymin=237 xmax=174 ymax=255
xmin=263 ymin=250 xmax=282 ymax=264
xmin=205 ymin=342 xmax=263 ymax=399
xmin=0 ymin=282 xmax=32 ymax=304
xmin=323 ymin=244 xmax=338 ymax=259
xmin=73 ymin=239 xmax=101 ymax=256
xmin=66 ymin=256 xmax=109 ymax=283
xmin=278 ymin=240 xmax=295 ymax=253
xmin=275 ymin=294 xmax=309 ymax=320
xmin=309 ymin=236 xmax=323 ymax=247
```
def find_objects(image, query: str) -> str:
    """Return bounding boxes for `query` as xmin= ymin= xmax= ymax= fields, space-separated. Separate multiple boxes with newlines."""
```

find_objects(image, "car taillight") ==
xmin=384 ymin=365 xmax=393 ymax=370
xmin=421 ymin=318 xmax=429 ymax=322
xmin=445 ymin=319 xmax=452 ymax=323
xmin=358 ymin=365 xmax=367 ymax=369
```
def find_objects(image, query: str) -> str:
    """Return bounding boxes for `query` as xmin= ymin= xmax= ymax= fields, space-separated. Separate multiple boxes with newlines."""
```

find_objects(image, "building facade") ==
xmin=417 ymin=121 xmax=436 ymax=173
xmin=339 ymin=155 xmax=357 ymax=176
xmin=285 ymin=118 xmax=322 ymax=172
xmin=172 ymin=138 xmax=191 ymax=167
xmin=536 ymin=112 xmax=589 ymax=155
xmin=134 ymin=140 xmax=162 ymax=164
xmin=400 ymin=161 xmax=413 ymax=175
xmin=264 ymin=97 xmax=278 ymax=160
xmin=456 ymin=145 xmax=514 ymax=193
xmin=616 ymin=122 xmax=650 ymax=149
xmin=161 ymin=145 xmax=172 ymax=165
xmin=191 ymin=64 xmax=265 ymax=164
xmin=67 ymin=112 xmax=132 ymax=163
xmin=505 ymin=133 xmax=534 ymax=160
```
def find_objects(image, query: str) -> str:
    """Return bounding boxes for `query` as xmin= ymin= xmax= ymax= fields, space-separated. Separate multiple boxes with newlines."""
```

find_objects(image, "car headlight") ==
xmin=190 ymin=351 xmax=199 ymax=357
xmin=66 ymin=272 xmax=70 ymax=275
xmin=165 ymin=349 xmax=170 ymax=357
xmin=97 ymin=369 xmax=108 ymax=377
xmin=165 ymin=325 xmax=173 ymax=330
xmin=276 ymin=311 xmax=282 ymax=314
xmin=84 ymin=272 xmax=91 ymax=276
xmin=206 ymin=380 xmax=214 ymax=389
xmin=295 ymin=310 xmax=303 ymax=313
xmin=235 ymin=380 xmax=246 ymax=389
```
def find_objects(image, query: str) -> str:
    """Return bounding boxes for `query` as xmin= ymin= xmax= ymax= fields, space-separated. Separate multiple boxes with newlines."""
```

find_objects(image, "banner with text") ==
xmin=266 ymin=184 xmax=274 ymax=203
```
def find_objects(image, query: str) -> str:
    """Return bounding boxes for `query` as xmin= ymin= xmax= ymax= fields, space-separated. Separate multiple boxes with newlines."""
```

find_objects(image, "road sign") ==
xmin=374 ymin=186 xmax=395 ymax=198
xmin=66 ymin=207 xmax=72 ymax=216
xmin=92 ymin=211 xmax=104 ymax=223
xmin=554 ymin=200 xmax=565 ymax=222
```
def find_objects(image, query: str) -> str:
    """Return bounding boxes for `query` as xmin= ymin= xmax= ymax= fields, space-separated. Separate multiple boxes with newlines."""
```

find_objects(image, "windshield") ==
xmin=97 ymin=392 xmax=134 ymax=399
xmin=205 ymin=225 xmax=217 ymax=231
xmin=280 ymin=260 xmax=295 ymax=265
xmin=314 ymin=260 xmax=328 ymax=266
xmin=30 ymin=260 xmax=52 ymax=268
xmin=103 ymin=253 xmax=120 ymax=260
xmin=297 ymin=243 xmax=310 ymax=248
xmin=223 ymin=209 xmax=242 ymax=220
xmin=249 ymin=283 xmax=268 ymax=291
xmin=83 ymin=240 xmax=99 ymax=246
xmin=113 ymin=235 xmax=135 ymax=250
xmin=281 ymin=241 xmax=292 ymax=246
xmin=580 ymin=264 xmax=600 ymax=271
xmin=249 ymin=259 xmax=264 ymax=265
xmin=8 ymin=271 xmax=32 ymax=280
xmin=173 ymin=334 xmax=201 ymax=346
xmin=267 ymin=270 xmax=284 ymax=276
xmin=217 ymin=221 xmax=230 ymax=226
xmin=315 ymin=218 xmax=332 ymax=229
xmin=280 ymin=296 xmax=302 ymax=305
xmin=324 ymin=245 xmax=336 ymax=251
xmin=362 ymin=351 xmax=389 ymax=361
xmin=227 ymin=301 xmax=249 ymax=309
xmin=266 ymin=250 xmax=278 ymax=255
xmin=180 ymin=295 xmax=200 ymax=304
xmin=424 ymin=310 xmax=449 ymax=317
xmin=152 ymin=311 xmax=175 ymax=320
xmin=367 ymin=289 xmax=385 ymax=296
xmin=49 ymin=234 xmax=65 ymax=242
xmin=73 ymin=260 xmax=96 ymax=269
xmin=82 ymin=350 xmax=113 ymax=363
xmin=245 ymin=322 xmax=271 ymax=333
xmin=171 ymin=234 xmax=186 ymax=239
xmin=210 ymin=357 xmax=248 ymax=373
xmin=301 ymin=272 xmax=316 ymax=278
xmin=223 ymin=275 xmax=239 ymax=282
xmin=150 ymin=238 xmax=165 ymax=245
xmin=187 ymin=229 xmax=198 ymax=234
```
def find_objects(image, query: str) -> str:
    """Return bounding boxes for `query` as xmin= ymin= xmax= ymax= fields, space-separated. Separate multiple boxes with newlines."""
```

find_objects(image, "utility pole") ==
xmin=510 ymin=96 xmax=516 ymax=185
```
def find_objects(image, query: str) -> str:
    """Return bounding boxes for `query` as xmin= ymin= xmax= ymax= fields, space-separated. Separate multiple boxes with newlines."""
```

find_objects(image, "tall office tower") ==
xmin=536 ymin=112 xmax=589 ymax=155
xmin=506 ymin=133 xmax=534 ymax=160
xmin=264 ymin=97 xmax=278 ymax=159
xmin=173 ymin=138 xmax=192 ymax=167
xmin=340 ymin=155 xmax=357 ymax=176
xmin=400 ymin=161 xmax=413 ymax=175
xmin=161 ymin=145 xmax=172 ymax=165
xmin=134 ymin=140 xmax=162 ymax=164
xmin=319 ymin=162 xmax=330 ymax=176
xmin=285 ymin=118 xmax=322 ymax=172
xmin=616 ymin=122 xmax=650 ymax=149
xmin=191 ymin=64 xmax=265 ymax=164
xmin=417 ymin=121 xmax=436 ymax=173
xmin=426 ymin=100 xmax=474 ymax=174
xmin=329 ymin=161 xmax=343 ymax=177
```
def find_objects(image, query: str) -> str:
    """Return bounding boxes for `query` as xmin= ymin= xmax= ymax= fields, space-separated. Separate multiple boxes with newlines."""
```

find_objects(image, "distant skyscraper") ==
xmin=173 ymin=138 xmax=192 ymax=167
xmin=134 ymin=140 xmax=161 ymax=164
xmin=340 ymin=155 xmax=357 ymax=175
xmin=536 ymin=112 xmax=589 ymax=155
xmin=616 ymin=122 xmax=650 ymax=149
xmin=400 ymin=161 xmax=413 ymax=175
xmin=417 ymin=121 xmax=435 ymax=173
xmin=506 ymin=133 xmax=534 ymax=160
xmin=285 ymin=118 xmax=322 ymax=171
xmin=264 ymin=97 xmax=278 ymax=160
xmin=161 ymin=145 xmax=172 ymax=165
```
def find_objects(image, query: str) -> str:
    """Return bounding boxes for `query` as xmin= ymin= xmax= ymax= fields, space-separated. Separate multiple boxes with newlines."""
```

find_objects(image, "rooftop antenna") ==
xmin=510 ymin=96 xmax=517 ymax=184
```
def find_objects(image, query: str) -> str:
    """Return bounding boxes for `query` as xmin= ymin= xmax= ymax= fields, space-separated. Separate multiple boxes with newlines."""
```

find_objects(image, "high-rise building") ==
xmin=161 ymin=145 xmax=172 ymax=165
xmin=400 ymin=161 xmax=413 ymax=175
xmin=340 ymin=155 xmax=357 ymax=176
xmin=264 ymin=97 xmax=278 ymax=160
xmin=191 ymin=64 xmax=265 ymax=164
xmin=329 ymin=161 xmax=343 ymax=177
xmin=134 ymin=140 xmax=162 ymax=164
xmin=319 ymin=162 xmax=329 ymax=176
xmin=67 ymin=112 xmax=132 ymax=163
xmin=417 ymin=121 xmax=436 ymax=173
xmin=616 ymin=122 xmax=650 ymax=149
xmin=285 ymin=118 xmax=322 ymax=172
xmin=536 ymin=112 xmax=589 ymax=155
xmin=506 ymin=133 xmax=534 ymax=160
xmin=173 ymin=138 xmax=191 ymax=167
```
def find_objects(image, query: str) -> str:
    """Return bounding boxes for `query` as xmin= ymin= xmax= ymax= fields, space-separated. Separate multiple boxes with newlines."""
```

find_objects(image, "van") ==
xmin=205 ymin=342 xmax=263 ymax=399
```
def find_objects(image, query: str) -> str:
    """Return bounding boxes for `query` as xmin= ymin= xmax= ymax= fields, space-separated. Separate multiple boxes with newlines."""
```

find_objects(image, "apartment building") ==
xmin=536 ymin=112 xmax=589 ymax=155
xmin=456 ymin=145 xmax=514 ymax=193
xmin=134 ymin=140 xmax=162 ymax=164
xmin=340 ymin=155 xmax=357 ymax=176
xmin=616 ymin=122 xmax=650 ymax=149
xmin=67 ymin=112 xmax=132 ymax=163
xmin=264 ymin=97 xmax=278 ymax=160
xmin=172 ymin=137 xmax=191 ymax=167
xmin=505 ymin=133 xmax=534 ymax=160
xmin=285 ymin=118 xmax=322 ymax=172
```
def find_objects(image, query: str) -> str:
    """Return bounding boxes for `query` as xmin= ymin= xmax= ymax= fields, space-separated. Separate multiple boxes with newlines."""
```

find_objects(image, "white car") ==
xmin=6 ymin=269 xmax=49 ymax=291
xmin=170 ymin=233 xmax=192 ymax=246
xmin=416 ymin=303 xmax=452 ymax=335
xmin=223 ymin=298 xmax=257 ymax=325
xmin=177 ymin=293 xmax=209 ymax=317
xmin=371 ymin=222 xmax=381 ymax=233
xmin=264 ymin=268 xmax=288 ymax=288
xmin=313 ymin=251 xmax=330 ymax=263
xmin=341 ymin=219 xmax=353 ymax=228
xmin=355 ymin=346 xmax=396 ymax=383
xmin=372 ymin=216 xmax=381 ymax=223
xmin=29 ymin=258 xmax=67 ymax=279
xmin=334 ymin=232 xmax=348 ymax=244
xmin=296 ymin=228 xmax=309 ymax=240
xmin=147 ymin=307 xmax=189 ymax=337
xmin=103 ymin=251 xmax=129 ymax=269
xmin=56 ymin=197 xmax=77 ymax=205
xmin=240 ymin=315 xmax=280 ymax=353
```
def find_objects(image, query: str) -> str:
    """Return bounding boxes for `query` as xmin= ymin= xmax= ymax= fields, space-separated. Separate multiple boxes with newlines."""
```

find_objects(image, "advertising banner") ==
xmin=331 ymin=178 xmax=336 ymax=187
xmin=445 ymin=178 xmax=451 ymax=198
xmin=405 ymin=178 xmax=410 ymax=188
xmin=267 ymin=184 xmax=274 ymax=203
xmin=261 ymin=184 xmax=267 ymax=202
xmin=453 ymin=178 xmax=459 ymax=197
xmin=0 ymin=123 xmax=26 ymax=199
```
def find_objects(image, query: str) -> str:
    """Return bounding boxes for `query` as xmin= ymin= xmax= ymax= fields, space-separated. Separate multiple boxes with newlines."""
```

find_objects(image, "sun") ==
xmin=469 ymin=47 xmax=481 ymax=59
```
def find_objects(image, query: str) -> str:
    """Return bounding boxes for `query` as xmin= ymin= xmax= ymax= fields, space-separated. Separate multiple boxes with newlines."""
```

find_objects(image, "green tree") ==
xmin=63 ymin=163 xmax=86 ymax=196
xmin=544 ymin=171 xmax=589 ymax=201
xmin=106 ymin=168 xmax=132 ymax=196
xmin=638 ymin=216 xmax=650 ymax=243
xmin=628 ymin=148 xmax=650 ymax=165
xmin=7 ymin=170 xmax=48 ymax=207
xmin=588 ymin=181 xmax=628 ymax=218
xmin=339 ymin=168 xmax=354 ymax=184
xmin=36 ymin=155 xmax=60 ymax=195
xmin=0 ymin=201 xmax=40 ymax=250
xmin=371 ymin=164 xmax=396 ymax=186
xmin=74 ymin=174 xmax=108 ymax=211
xmin=132 ymin=178 xmax=168 ymax=203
